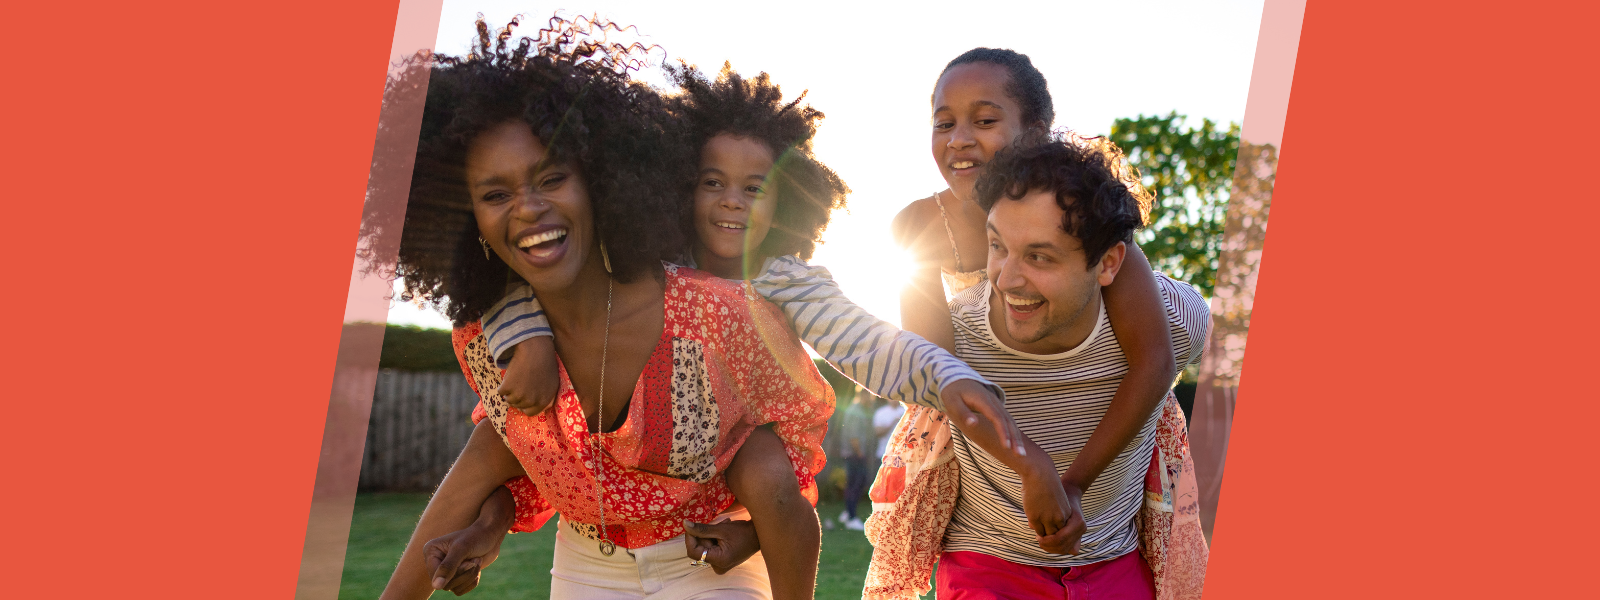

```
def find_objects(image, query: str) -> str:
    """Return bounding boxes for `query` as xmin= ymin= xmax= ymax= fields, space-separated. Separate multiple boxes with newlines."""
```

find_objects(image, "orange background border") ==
xmin=4 ymin=1 xmax=400 ymax=598
xmin=1204 ymin=0 xmax=1599 ymax=597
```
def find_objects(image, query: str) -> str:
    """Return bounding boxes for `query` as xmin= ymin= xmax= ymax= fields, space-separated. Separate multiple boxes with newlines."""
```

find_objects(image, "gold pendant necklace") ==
xmin=594 ymin=277 xmax=617 ymax=557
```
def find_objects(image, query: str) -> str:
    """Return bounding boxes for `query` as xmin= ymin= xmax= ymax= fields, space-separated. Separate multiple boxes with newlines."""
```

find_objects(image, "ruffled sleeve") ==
xmin=500 ymin=477 xmax=556 ymax=533
xmin=728 ymin=280 xmax=837 ymax=505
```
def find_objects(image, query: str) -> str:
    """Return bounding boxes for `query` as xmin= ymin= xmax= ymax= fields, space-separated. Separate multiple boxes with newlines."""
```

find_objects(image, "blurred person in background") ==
xmin=873 ymin=399 xmax=906 ymax=466
xmin=838 ymin=385 xmax=875 ymax=531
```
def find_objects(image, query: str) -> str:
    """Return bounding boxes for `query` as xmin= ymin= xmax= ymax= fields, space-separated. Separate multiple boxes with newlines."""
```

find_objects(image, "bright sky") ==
xmin=386 ymin=0 xmax=1266 ymax=330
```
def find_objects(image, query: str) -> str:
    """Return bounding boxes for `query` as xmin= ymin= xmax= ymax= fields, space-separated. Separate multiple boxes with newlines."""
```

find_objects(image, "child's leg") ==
xmin=726 ymin=424 xmax=820 ymax=600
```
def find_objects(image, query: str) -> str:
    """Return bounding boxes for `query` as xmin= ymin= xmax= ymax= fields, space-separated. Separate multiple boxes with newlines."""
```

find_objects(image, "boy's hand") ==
xmin=683 ymin=519 xmax=761 ymax=574
xmin=498 ymin=337 xmax=561 ymax=416
xmin=1036 ymin=479 xmax=1086 ymax=555
xmin=940 ymin=379 xmax=1024 ymax=456
xmin=423 ymin=521 xmax=507 ymax=596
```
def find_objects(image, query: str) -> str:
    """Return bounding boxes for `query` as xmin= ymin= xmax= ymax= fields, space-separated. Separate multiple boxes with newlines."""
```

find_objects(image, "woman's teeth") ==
xmin=714 ymin=221 xmax=746 ymax=230
xmin=952 ymin=161 xmax=977 ymax=169
xmin=516 ymin=228 xmax=567 ymax=249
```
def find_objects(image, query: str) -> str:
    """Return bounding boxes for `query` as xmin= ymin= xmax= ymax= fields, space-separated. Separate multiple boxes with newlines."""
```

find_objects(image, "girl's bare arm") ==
xmin=893 ymin=201 xmax=958 ymax=353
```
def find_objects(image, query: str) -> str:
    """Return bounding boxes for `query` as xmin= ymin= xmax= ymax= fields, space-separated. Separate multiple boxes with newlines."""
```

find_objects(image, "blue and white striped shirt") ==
xmin=479 ymin=256 xmax=998 ymax=411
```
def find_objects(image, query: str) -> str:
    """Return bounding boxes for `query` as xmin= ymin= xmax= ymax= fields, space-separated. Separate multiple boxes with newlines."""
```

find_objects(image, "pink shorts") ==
xmin=934 ymin=549 xmax=1156 ymax=600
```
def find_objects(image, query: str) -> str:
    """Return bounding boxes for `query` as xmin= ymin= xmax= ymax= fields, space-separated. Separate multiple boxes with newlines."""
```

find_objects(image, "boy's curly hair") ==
xmin=382 ymin=15 xmax=693 ymax=325
xmin=667 ymin=63 xmax=849 ymax=262
xmin=975 ymin=132 xmax=1153 ymax=268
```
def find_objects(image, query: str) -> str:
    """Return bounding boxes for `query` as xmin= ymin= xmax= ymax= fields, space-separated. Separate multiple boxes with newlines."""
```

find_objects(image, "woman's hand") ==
xmin=683 ymin=519 xmax=761 ymax=574
xmin=422 ymin=486 xmax=516 ymax=595
xmin=380 ymin=421 xmax=526 ymax=600
xmin=498 ymin=337 xmax=561 ymax=416
xmin=423 ymin=526 xmax=497 ymax=596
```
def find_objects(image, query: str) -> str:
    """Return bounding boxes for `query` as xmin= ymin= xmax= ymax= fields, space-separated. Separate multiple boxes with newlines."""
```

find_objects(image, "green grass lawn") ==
xmin=339 ymin=493 xmax=883 ymax=599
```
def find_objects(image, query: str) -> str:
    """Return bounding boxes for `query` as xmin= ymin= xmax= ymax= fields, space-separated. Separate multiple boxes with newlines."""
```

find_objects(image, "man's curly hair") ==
xmin=975 ymin=132 xmax=1153 ymax=268
xmin=666 ymin=63 xmax=849 ymax=262
xmin=387 ymin=15 xmax=693 ymax=325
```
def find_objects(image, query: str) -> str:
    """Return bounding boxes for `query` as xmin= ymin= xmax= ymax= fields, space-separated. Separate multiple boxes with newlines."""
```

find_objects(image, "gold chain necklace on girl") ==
xmin=593 ymin=276 xmax=617 ymax=557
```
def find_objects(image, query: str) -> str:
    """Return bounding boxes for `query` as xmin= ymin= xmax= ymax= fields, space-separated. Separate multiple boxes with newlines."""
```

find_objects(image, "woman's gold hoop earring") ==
xmin=599 ymin=241 xmax=614 ymax=274
xmin=479 ymin=236 xmax=492 ymax=260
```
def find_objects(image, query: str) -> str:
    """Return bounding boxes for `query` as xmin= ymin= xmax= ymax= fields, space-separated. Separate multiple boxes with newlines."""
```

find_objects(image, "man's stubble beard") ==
xmin=1007 ymin=282 xmax=1098 ymax=347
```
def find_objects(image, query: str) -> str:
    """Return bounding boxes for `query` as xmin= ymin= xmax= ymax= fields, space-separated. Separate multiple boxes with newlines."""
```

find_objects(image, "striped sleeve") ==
xmin=748 ymin=255 xmax=1000 ymax=411
xmin=480 ymin=284 xmax=552 ymax=369
xmin=1154 ymin=273 xmax=1211 ymax=368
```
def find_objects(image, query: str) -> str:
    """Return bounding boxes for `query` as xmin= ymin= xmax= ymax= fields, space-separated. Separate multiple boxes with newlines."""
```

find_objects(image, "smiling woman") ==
xmin=391 ymin=15 xmax=691 ymax=327
xmin=372 ymin=16 xmax=843 ymax=600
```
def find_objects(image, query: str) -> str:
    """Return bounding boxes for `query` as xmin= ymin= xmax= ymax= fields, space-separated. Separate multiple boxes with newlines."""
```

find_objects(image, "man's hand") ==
xmin=939 ymin=379 xmax=1024 ymax=456
xmin=497 ymin=337 xmax=560 ymax=416
xmin=1036 ymin=479 xmax=1086 ymax=555
xmin=683 ymin=519 xmax=761 ymax=575
xmin=422 ymin=522 xmax=507 ymax=596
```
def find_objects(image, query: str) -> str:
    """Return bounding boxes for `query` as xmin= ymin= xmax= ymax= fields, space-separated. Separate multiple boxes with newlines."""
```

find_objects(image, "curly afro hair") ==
xmin=382 ymin=15 xmax=694 ymax=326
xmin=666 ymin=62 xmax=849 ymax=262
xmin=974 ymin=132 xmax=1152 ymax=268
xmin=937 ymin=48 xmax=1055 ymax=130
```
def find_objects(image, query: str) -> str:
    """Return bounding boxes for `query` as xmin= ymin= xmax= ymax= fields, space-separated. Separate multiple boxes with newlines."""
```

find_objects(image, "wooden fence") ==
xmin=358 ymin=367 xmax=865 ymax=496
xmin=359 ymin=370 xmax=480 ymax=492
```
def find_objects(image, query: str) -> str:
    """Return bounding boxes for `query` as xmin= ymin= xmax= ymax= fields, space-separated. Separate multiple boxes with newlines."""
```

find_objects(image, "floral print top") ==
xmin=451 ymin=264 xmax=834 ymax=549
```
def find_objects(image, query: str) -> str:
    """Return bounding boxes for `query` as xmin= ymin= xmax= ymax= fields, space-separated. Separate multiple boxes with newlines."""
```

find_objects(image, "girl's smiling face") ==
xmin=931 ymin=62 xmax=1029 ymax=203
xmin=692 ymin=133 xmax=778 ymax=278
xmin=466 ymin=120 xmax=599 ymax=293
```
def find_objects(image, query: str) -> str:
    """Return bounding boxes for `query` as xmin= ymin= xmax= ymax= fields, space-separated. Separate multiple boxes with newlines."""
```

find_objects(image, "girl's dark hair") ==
xmin=667 ymin=63 xmax=849 ymax=262
xmin=974 ymin=132 xmax=1152 ymax=268
xmin=938 ymin=48 xmax=1055 ymax=129
xmin=382 ymin=15 xmax=693 ymax=325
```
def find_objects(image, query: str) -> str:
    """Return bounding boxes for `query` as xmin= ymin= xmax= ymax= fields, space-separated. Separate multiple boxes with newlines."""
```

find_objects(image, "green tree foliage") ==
xmin=378 ymin=324 xmax=459 ymax=372
xmin=1109 ymin=112 xmax=1239 ymax=296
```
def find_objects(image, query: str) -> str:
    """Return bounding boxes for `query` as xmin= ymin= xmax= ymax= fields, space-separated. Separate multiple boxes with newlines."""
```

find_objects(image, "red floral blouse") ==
xmin=451 ymin=264 xmax=835 ymax=549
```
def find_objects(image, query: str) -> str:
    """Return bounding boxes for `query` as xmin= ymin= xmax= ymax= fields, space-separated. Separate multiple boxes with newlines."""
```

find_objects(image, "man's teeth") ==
xmin=1004 ymin=294 xmax=1042 ymax=307
xmin=715 ymin=222 xmax=746 ymax=230
xmin=516 ymin=228 xmax=567 ymax=248
xmin=952 ymin=161 xmax=976 ymax=169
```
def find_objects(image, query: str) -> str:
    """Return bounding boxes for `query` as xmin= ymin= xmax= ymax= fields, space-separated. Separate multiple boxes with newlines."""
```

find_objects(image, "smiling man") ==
xmin=936 ymin=135 xmax=1210 ymax=599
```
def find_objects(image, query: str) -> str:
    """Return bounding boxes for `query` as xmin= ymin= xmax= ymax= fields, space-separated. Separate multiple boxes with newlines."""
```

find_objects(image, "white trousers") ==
xmin=549 ymin=517 xmax=772 ymax=600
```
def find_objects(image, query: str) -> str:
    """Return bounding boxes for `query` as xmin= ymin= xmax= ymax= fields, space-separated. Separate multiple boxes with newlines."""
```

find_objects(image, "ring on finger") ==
xmin=689 ymin=549 xmax=709 ymax=566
